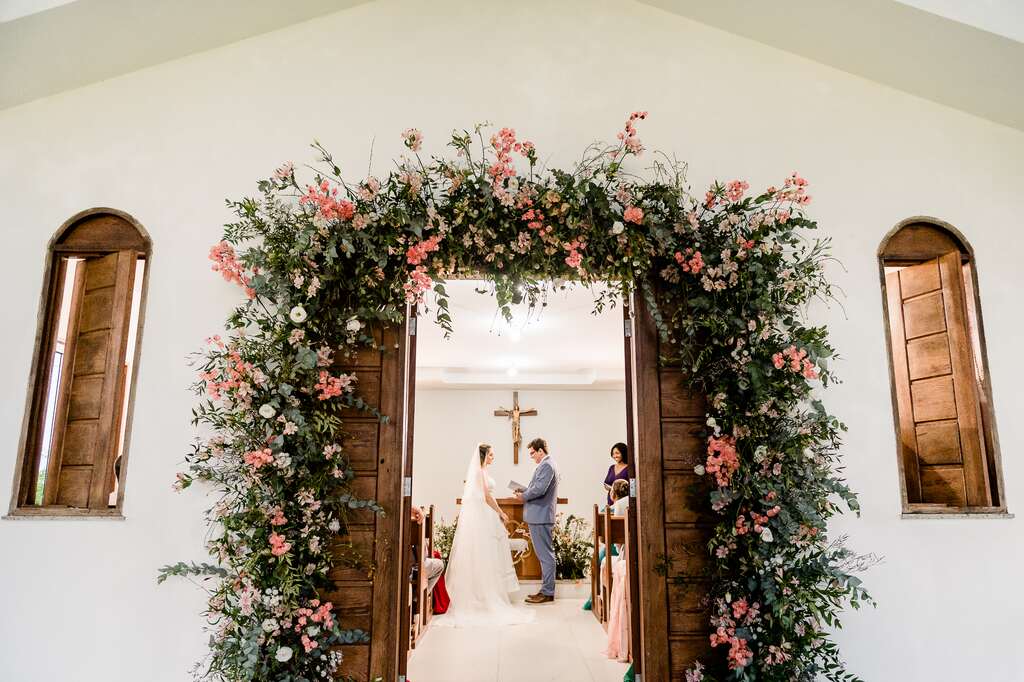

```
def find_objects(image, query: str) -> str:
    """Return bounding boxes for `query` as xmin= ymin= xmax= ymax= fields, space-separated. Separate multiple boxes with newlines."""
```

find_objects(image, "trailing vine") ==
xmin=163 ymin=113 xmax=872 ymax=681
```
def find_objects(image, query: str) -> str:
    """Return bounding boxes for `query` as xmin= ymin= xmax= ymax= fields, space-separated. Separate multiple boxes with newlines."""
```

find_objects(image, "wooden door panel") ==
xmin=343 ymin=422 xmax=381 ymax=472
xmin=920 ymin=466 xmax=967 ymax=506
xmin=910 ymin=375 xmax=957 ymax=422
xmin=906 ymin=334 xmax=952 ymax=379
xmin=902 ymin=292 xmax=945 ymax=338
xmin=916 ymin=421 xmax=962 ymax=465
xmin=899 ymin=259 xmax=940 ymax=297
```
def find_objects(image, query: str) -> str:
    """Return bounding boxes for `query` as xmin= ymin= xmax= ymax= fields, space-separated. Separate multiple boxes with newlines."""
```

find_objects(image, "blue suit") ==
xmin=522 ymin=455 xmax=558 ymax=596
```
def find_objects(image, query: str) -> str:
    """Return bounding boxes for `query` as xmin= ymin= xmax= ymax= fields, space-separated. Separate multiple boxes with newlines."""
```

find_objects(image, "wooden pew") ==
xmin=591 ymin=504 xmax=607 ymax=623
xmin=407 ymin=505 xmax=439 ymax=650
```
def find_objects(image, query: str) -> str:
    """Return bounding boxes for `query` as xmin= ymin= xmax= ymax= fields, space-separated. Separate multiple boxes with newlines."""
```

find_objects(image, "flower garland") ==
xmin=162 ymin=114 xmax=872 ymax=681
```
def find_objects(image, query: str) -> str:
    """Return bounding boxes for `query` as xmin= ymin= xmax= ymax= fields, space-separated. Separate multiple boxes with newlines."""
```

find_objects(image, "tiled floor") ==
xmin=407 ymin=585 xmax=630 ymax=682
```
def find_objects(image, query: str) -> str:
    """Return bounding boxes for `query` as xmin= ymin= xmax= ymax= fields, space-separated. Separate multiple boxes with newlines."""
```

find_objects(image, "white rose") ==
xmin=262 ymin=618 xmax=278 ymax=633
xmin=275 ymin=646 xmax=293 ymax=662
xmin=754 ymin=445 xmax=767 ymax=462
xmin=611 ymin=221 xmax=624 ymax=235
xmin=328 ymin=519 xmax=340 ymax=532
xmin=706 ymin=416 xmax=717 ymax=428
xmin=289 ymin=306 xmax=307 ymax=324
xmin=275 ymin=453 xmax=292 ymax=469
xmin=259 ymin=404 xmax=276 ymax=419
xmin=346 ymin=317 xmax=362 ymax=333
xmin=761 ymin=528 xmax=774 ymax=543
xmin=693 ymin=464 xmax=706 ymax=476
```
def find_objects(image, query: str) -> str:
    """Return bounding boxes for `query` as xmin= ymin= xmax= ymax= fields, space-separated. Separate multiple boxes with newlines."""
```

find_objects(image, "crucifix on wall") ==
xmin=494 ymin=391 xmax=538 ymax=464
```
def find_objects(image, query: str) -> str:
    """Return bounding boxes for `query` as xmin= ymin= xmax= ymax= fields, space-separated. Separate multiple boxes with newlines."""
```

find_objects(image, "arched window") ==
xmin=10 ymin=209 xmax=150 ymax=516
xmin=879 ymin=218 xmax=1005 ymax=514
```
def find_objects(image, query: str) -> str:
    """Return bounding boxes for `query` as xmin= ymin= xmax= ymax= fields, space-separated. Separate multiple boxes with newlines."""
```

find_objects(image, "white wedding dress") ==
xmin=439 ymin=451 xmax=534 ymax=627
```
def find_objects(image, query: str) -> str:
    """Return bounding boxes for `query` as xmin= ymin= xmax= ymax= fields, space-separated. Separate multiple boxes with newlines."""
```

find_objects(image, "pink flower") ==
xmin=274 ymin=162 xmax=294 ymax=180
xmin=406 ymin=234 xmax=442 ymax=265
xmin=243 ymin=448 xmax=274 ymax=470
xmin=402 ymin=128 xmax=423 ymax=152
xmin=403 ymin=266 xmax=433 ymax=304
xmin=209 ymin=241 xmax=255 ymax=298
xmin=705 ymin=435 xmax=740 ymax=487
xmin=269 ymin=508 xmax=287 ymax=526
xmin=300 ymin=634 xmax=318 ymax=653
xmin=623 ymin=206 xmax=644 ymax=224
xmin=731 ymin=598 xmax=749 ymax=619
xmin=314 ymin=371 xmax=354 ymax=401
xmin=269 ymin=532 xmax=291 ymax=557
xmin=674 ymin=248 xmax=704 ymax=274
xmin=617 ymin=111 xmax=648 ymax=155
xmin=724 ymin=179 xmax=749 ymax=203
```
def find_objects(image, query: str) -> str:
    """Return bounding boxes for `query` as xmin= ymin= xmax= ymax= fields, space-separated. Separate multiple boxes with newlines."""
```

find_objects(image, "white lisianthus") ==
xmin=259 ymin=404 xmax=276 ymax=419
xmin=289 ymin=306 xmax=308 ymax=324
xmin=761 ymin=528 xmax=774 ymax=543
xmin=346 ymin=317 xmax=362 ymax=333
xmin=754 ymin=445 xmax=768 ymax=462
xmin=275 ymin=452 xmax=292 ymax=469
xmin=328 ymin=519 xmax=341 ymax=532
xmin=706 ymin=416 xmax=717 ymax=428
xmin=611 ymin=220 xmax=624 ymax=235
xmin=275 ymin=646 xmax=293 ymax=662
xmin=693 ymin=464 xmax=706 ymax=476
xmin=261 ymin=618 xmax=278 ymax=633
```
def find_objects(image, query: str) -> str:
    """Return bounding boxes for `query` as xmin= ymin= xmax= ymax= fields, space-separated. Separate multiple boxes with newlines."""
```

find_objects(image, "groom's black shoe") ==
xmin=525 ymin=593 xmax=554 ymax=604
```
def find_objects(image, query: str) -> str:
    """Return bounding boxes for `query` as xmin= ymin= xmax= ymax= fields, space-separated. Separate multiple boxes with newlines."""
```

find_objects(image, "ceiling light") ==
xmin=508 ymin=328 xmax=522 ymax=343
xmin=506 ymin=367 xmax=519 ymax=377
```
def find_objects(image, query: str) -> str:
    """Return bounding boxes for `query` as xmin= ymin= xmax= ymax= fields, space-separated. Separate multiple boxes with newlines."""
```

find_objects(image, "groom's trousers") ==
xmin=529 ymin=523 xmax=556 ymax=597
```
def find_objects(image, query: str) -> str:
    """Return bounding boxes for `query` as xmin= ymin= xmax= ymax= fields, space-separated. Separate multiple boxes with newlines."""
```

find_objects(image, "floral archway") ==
xmin=162 ymin=113 xmax=871 ymax=682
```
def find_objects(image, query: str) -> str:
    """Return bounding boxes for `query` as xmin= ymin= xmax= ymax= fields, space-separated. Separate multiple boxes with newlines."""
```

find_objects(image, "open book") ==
xmin=508 ymin=480 xmax=527 ymax=493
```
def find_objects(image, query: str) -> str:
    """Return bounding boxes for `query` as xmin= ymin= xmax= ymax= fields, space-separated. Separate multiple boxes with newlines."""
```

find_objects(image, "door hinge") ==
xmin=409 ymin=317 xmax=417 ymax=336
xmin=629 ymin=478 xmax=637 ymax=498
xmin=635 ymin=674 xmax=642 ymax=682
xmin=398 ymin=676 xmax=407 ymax=682
xmin=403 ymin=477 xmax=412 ymax=497
xmin=624 ymin=318 xmax=633 ymax=338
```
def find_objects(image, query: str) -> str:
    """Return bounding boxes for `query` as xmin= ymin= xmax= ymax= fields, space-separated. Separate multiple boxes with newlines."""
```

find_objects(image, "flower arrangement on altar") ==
xmin=161 ymin=112 xmax=873 ymax=682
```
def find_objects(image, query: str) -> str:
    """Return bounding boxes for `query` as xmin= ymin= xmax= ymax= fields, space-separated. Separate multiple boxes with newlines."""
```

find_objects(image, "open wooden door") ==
xmin=627 ymin=290 xmax=716 ymax=681
xmin=330 ymin=317 xmax=411 ymax=682
xmin=397 ymin=309 xmax=418 ymax=681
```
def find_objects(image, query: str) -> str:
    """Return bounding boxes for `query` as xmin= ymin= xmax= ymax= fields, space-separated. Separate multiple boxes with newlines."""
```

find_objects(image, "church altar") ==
xmin=455 ymin=496 xmax=569 ymax=580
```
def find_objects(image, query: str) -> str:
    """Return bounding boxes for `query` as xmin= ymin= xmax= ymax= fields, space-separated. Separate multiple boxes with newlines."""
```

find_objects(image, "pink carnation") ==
xmin=623 ymin=206 xmax=644 ymax=224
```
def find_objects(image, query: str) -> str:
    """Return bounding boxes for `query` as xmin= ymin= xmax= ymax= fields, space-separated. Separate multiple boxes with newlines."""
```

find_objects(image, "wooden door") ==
xmin=329 ymin=319 xmax=411 ymax=682
xmin=885 ymin=251 xmax=990 ymax=507
xmin=42 ymin=251 xmax=136 ymax=509
xmin=397 ymin=311 xmax=418 ymax=680
xmin=629 ymin=291 xmax=715 ymax=681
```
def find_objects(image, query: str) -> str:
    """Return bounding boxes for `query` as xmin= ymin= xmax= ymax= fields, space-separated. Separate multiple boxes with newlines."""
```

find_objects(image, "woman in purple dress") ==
xmin=603 ymin=442 xmax=630 ymax=506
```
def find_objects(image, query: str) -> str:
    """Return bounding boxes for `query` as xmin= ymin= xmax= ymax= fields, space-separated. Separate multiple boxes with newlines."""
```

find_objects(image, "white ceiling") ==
xmin=415 ymin=280 xmax=626 ymax=390
xmin=643 ymin=0 xmax=1024 ymax=132
xmin=2 ymin=0 xmax=1021 ymax=126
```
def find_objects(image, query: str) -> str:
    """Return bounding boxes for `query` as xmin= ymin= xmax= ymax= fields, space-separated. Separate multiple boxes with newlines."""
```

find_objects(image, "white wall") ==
xmin=412 ymin=389 xmax=627 ymax=526
xmin=0 ymin=1 xmax=1022 ymax=680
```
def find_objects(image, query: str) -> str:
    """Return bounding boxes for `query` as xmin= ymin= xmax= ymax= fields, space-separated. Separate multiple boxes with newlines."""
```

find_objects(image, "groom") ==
xmin=515 ymin=437 xmax=558 ymax=604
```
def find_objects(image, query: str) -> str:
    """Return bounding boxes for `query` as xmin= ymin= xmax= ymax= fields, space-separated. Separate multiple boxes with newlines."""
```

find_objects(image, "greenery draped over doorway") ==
xmin=162 ymin=113 xmax=871 ymax=682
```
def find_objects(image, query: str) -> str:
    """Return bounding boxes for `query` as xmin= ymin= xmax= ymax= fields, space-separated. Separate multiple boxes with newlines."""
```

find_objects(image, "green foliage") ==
xmin=552 ymin=513 xmax=593 ymax=580
xmin=167 ymin=117 xmax=873 ymax=681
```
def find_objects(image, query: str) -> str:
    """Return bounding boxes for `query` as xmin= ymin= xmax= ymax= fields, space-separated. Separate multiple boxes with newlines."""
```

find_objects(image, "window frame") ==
xmin=7 ymin=208 xmax=151 ymax=518
xmin=878 ymin=216 xmax=1007 ymax=517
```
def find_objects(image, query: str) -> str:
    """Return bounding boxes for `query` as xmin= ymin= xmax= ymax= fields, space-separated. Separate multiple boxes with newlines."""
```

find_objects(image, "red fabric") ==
xmin=431 ymin=550 xmax=450 ymax=614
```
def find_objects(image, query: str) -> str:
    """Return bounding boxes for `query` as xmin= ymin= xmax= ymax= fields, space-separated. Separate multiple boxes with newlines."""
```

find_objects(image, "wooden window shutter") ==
xmin=42 ymin=251 xmax=137 ymax=509
xmin=885 ymin=251 xmax=991 ymax=507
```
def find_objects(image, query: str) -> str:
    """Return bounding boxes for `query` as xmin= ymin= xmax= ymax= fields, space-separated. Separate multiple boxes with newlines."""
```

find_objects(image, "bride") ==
xmin=439 ymin=443 xmax=533 ymax=626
